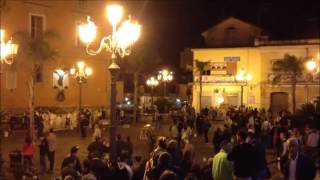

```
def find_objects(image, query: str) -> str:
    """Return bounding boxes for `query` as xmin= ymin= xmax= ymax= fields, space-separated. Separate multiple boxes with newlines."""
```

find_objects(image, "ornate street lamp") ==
xmin=305 ymin=56 xmax=319 ymax=102
xmin=235 ymin=68 xmax=252 ymax=107
xmin=157 ymin=69 xmax=173 ymax=97
xmin=78 ymin=4 xmax=140 ymax=163
xmin=306 ymin=58 xmax=318 ymax=72
xmin=146 ymin=76 xmax=159 ymax=108
xmin=0 ymin=29 xmax=18 ymax=64
xmin=0 ymin=29 xmax=18 ymax=172
xmin=70 ymin=61 xmax=92 ymax=111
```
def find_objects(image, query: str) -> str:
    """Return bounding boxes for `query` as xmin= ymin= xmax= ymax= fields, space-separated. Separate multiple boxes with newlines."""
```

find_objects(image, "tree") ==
xmin=272 ymin=54 xmax=304 ymax=113
xmin=194 ymin=60 xmax=209 ymax=111
xmin=119 ymin=42 xmax=162 ymax=122
xmin=14 ymin=30 xmax=58 ymax=137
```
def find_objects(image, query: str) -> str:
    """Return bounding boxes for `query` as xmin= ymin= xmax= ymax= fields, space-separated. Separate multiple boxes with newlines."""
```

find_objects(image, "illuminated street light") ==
xmin=70 ymin=61 xmax=92 ymax=111
xmin=305 ymin=56 xmax=319 ymax=102
xmin=306 ymin=58 xmax=317 ymax=72
xmin=78 ymin=4 xmax=140 ymax=163
xmin=157 ymin=69 xmax=173 ymax=97
xmin=146 ymin=76 xmax=159 ymax=107
xmin=0 ymin=29 xmax=18 ymax=64
xmin=146 ymin=76 xmax=159 ymax=120
xmin=235 ymin=68 xmax=253 ymax=107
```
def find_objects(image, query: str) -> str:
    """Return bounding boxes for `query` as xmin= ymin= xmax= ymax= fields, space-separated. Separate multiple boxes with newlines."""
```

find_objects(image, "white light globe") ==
xmin=107 ymin=5 xmax=123 ymax=26
xmin=78 ymin=17 xmax=96 ymax=44
xmin=306 ymin=60 xmax=317 ymax=71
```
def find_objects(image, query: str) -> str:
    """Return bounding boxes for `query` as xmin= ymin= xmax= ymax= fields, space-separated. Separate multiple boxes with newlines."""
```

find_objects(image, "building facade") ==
xmin=0 ymin=0 xmax=124 ymax=112
xmin=185 ymin=17 xmax=320 ymax=112
xmin=191 ymin=42 xmax=319 ymax=112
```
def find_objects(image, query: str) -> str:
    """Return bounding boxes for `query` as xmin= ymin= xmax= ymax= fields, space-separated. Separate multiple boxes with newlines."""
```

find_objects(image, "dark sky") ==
xmin=125 ymin=0 xmax=320 ymax=68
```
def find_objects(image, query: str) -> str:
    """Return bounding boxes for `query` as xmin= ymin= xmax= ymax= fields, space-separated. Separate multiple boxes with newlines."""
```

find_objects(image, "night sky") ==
xmin=125 ymin=0 xmax=320 ymax=68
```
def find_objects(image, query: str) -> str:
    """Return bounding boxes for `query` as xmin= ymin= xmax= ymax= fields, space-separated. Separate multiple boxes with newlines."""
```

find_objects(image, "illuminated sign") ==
xmin=201 ymin=75 xmax=235 ymax=83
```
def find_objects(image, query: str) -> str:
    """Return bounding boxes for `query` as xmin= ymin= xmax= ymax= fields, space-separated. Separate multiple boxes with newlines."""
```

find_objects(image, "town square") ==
xmin=0 ymin=0 xmax=319 ymax=179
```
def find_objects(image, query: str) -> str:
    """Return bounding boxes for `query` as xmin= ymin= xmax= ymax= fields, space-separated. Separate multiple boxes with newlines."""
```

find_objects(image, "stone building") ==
xmin=180 ymin=17 xmax=320 ymax=112
xmin=0 ymin=0 xmax=124 ymax=112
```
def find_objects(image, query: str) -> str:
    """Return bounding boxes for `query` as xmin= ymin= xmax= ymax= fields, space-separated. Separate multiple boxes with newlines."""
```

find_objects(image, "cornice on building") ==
xmin=24 ymin=0 xmax=51 ymax=8
xmin=255 ymin=38 xmax=320 ymax=47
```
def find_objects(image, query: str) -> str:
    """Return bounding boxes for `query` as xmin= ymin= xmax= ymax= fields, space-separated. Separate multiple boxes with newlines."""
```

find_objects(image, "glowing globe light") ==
xmin=78 ymin=17 xmax=97 ymax=44
xmin=107 ymin=5 xmax=123 ymax=26
xmin=306 ymin=59 xmax=317 ymax=71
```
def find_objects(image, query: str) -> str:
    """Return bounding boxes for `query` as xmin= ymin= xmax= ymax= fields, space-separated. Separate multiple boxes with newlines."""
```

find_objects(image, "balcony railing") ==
xmin=267 ymin=73 xmax=320 ymax=84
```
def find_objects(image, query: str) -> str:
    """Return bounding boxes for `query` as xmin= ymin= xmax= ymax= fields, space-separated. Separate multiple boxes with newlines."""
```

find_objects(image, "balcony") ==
xmin=267 ymin=72 xmax=320 ymax=85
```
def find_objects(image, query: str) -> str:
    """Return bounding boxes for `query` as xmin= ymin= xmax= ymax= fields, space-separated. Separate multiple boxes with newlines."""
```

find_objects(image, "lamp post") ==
xmin=157 ymin=69 xmax=173 ymax=97
xmin=0 ymin=29 xmax=18 ymax=65
xmin=0 ymin=29 xmax=18 ymax=111
xmin=146 ymin=76 xmax=159 ymax=108
xmin=70 ymin=61 xmax=92 ymax=111
xmin=0 ymin=29 xmax=18 ymax=173
xmin=146 ymin=77 xmax=158 ymax=122
xmin=78 ymin=4 xmax=140 ymax=163
xmin=305 ymin=56 xmax=319 ymax=102
xmin=235 ymin=68 xmax=252 ymax=107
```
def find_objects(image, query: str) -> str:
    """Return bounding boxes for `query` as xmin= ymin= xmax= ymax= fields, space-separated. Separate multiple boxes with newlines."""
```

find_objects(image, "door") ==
xmin=270 ymin=92 xmax=289 ymax=113
xmin=227 ymin=95 xmax=239 ymax=107
xmin=201 ymin=96 xmax=212 ymax=109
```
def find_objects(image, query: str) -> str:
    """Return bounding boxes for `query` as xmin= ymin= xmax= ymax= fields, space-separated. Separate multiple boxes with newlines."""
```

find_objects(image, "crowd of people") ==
xmin=8 ymin=105 xmax=320 ymax=179
xmin=1 ymin=108 xmax=107 ymax=135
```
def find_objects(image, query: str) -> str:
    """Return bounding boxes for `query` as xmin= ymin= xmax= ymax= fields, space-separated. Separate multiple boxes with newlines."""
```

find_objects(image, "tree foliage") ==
xmin=271 ymin=54 xmax=304 ymax=112
xmin=13 ymin=30 xmax=59 ymax=137
xmin=272 ymin=54 xmax=304 ymax=76
xmin=293 ymin=102 xmax=319 ymax=130
xmin=14 ymin=30 xmax=59 ymax=64
xmin=194 ymin=59 xmax=209 ymax=111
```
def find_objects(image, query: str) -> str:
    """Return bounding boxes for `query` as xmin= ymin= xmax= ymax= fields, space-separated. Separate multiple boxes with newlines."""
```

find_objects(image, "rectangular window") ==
xmin=210 ymin=62 xmax=227 ymax=75
xmin=30 ymin=14 xmax=45 ymax=39
xmin=78 ymin=0 xmax=87 ymax=9
xmin=226 ymin=62 xmax=237 ymax=75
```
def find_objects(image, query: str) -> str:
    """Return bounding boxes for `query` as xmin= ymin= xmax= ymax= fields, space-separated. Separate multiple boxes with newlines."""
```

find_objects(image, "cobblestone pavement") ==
xmin=1 ymin=117 xmax=319 ymax=180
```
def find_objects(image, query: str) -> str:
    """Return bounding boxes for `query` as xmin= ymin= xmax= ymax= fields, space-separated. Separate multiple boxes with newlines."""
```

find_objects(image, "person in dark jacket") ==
xmin=87 ymin=137 xmax=108 ymax=159
xmin=202 ymin=117 xmax=211 ymax=143
xmin=116 ymin=134 xmax=127 ymax=158
xmin=227 ymin=131 xmax=258 ymax=179
xmin=89 ymin=152 xmax=111 ymax=179
xmin=38 ymin=136 xmax=49 ymax=174
xmin=61 ymin=146 xmax=82 ymax=174
xmin=247 ymin=132 xmax=269 ymax=180
xmin=80 ymin=113 xmax=89 ymax=138
xmin=280 ymin=138 xmax=316 ymax=180
xmin=212 ymin=127 xmax=224 ymax=153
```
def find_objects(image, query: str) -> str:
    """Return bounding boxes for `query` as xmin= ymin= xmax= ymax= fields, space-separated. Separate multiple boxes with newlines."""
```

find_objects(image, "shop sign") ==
xmin=224 ymin=56 xmax=240 ymax=62
xmin=202 ymin=75 xmax=235 ymax=83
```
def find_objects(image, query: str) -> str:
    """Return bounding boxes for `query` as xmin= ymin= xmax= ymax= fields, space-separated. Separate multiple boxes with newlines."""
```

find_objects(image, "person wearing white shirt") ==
xmin=306 ymin=129 xmax=319 ymax=161
xmin=92 ymin=124 xmax=102 ymax=141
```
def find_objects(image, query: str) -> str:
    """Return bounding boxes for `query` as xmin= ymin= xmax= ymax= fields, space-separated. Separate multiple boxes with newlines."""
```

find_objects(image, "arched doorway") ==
xmin=270 ymin=92 xmax=289 ymax=113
